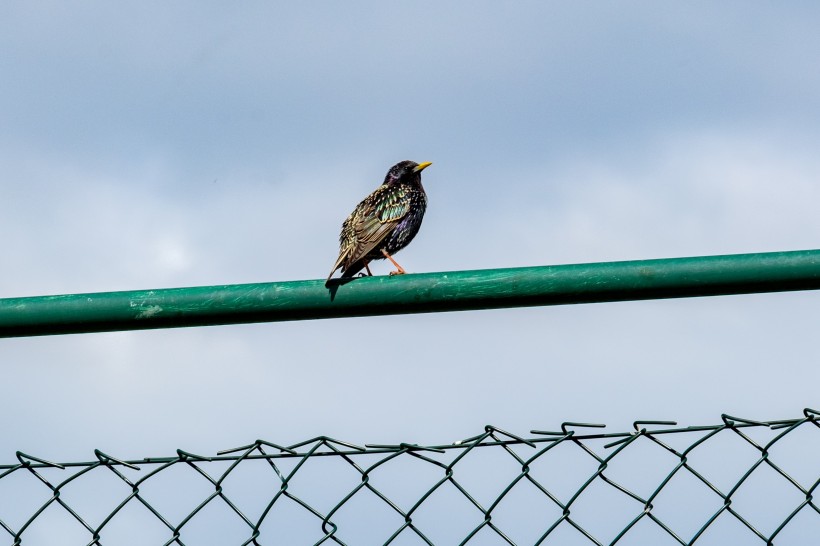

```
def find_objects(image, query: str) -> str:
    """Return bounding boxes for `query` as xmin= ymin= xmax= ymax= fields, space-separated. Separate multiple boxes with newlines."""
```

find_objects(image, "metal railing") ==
xmin=2 ymin=249 xmax=820 ymax=337
xmin=1 ymin=411 xmax=817 ymax=545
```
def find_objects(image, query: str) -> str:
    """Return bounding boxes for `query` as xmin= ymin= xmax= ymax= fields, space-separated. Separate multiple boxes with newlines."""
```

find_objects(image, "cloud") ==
xmin=1 ymin=11 xmax=818 ymax=543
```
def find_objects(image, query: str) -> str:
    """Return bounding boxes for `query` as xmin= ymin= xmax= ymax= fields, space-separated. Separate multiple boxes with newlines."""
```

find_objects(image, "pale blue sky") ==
xmin=1 ymin=2 xmax=819 ymax=543
xmin=3 ymin=0 xmax=819 ymax=459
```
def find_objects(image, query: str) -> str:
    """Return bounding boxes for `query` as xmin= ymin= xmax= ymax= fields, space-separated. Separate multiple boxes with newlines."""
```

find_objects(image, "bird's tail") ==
xmin=325 ymin=254 xmax=346 ymax=287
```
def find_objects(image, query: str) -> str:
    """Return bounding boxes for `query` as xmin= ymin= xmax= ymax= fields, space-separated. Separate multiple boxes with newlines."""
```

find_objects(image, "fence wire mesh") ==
xmin=1 ymin=410 xmax=817 ymax=546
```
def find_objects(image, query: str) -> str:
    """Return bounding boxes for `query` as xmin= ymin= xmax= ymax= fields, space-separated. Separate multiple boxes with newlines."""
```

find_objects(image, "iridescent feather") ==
xmin=326 ymin=161 xmax=431 ymax=285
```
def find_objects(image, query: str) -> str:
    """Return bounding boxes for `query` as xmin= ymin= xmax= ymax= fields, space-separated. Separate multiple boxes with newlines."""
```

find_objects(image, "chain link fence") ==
xmin=2 ymin=410 xmax=817 ymax=545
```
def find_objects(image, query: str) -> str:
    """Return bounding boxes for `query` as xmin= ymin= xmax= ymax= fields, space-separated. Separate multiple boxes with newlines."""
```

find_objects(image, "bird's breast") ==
xmin=384 ymin=189 xmax=427 ymax=253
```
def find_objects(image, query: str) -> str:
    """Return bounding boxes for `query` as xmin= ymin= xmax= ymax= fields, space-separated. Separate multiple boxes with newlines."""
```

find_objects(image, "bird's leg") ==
xmin=357 ymin=261 xmax=373 ymax=277
xmin=381 ymin=249 xmax=406 ymax=275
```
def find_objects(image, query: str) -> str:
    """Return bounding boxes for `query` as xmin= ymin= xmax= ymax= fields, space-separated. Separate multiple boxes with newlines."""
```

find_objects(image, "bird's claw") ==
xmin=389 ymin=271 xmax=406 ymax=276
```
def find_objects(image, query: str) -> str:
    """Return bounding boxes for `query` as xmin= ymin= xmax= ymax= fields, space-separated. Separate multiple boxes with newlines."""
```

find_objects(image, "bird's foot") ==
xmin=380 ymin=250 xmax=406 ymax=276
xmin=357 ymin=263 xmax=374 ymax=278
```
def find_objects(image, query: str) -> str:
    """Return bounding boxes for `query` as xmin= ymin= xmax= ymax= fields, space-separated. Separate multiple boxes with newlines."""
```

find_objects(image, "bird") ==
xmin=326 ymin=160 xmax=432 ymax=286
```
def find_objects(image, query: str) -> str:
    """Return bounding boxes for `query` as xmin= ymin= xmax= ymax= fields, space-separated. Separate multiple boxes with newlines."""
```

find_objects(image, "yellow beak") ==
xmin=413 ymin=161 xmax=433 ymax=172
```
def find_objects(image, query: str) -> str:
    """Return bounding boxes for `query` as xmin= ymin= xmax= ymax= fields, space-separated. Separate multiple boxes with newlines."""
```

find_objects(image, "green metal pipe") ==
xmin=1 ymin=249 xmax=820 ymax=338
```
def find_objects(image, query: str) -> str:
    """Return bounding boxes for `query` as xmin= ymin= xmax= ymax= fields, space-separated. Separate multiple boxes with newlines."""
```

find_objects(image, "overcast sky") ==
xmin=2 ymin=2 xmax=819 ymax=543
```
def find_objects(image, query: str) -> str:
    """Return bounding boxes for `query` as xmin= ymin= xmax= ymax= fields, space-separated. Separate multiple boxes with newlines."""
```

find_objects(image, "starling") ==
xmin=326 ymin=160 xmax=432 ymax=286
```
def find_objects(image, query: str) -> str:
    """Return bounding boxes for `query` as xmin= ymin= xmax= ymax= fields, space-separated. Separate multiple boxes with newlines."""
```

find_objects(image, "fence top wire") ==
xmin=2 ymin=409 xmax=817 ymax=546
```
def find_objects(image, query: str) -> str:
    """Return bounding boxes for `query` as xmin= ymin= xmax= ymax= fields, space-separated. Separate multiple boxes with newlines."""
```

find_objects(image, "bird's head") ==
xmin=384 ymin=160 xmax=432 ymax=186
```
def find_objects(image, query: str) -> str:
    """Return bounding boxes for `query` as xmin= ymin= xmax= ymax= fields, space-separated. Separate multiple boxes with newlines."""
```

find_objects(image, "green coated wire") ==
xmin=1 ymin=410 xmax=817 ymax=545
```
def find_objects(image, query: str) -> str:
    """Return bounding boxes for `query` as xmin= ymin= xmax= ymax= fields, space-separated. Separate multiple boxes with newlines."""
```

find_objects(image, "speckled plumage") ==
xmin=326 ymin=160 xmax=431 ymax=285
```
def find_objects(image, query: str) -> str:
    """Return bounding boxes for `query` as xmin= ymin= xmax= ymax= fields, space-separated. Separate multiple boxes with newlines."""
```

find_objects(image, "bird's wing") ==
xmin=327 ymin=215 xmax=356 ymax=281
xmin=327 ymin=185 xmax=412 ymax=282
xmin=344 ymin=185 xmax=410 ymax=268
